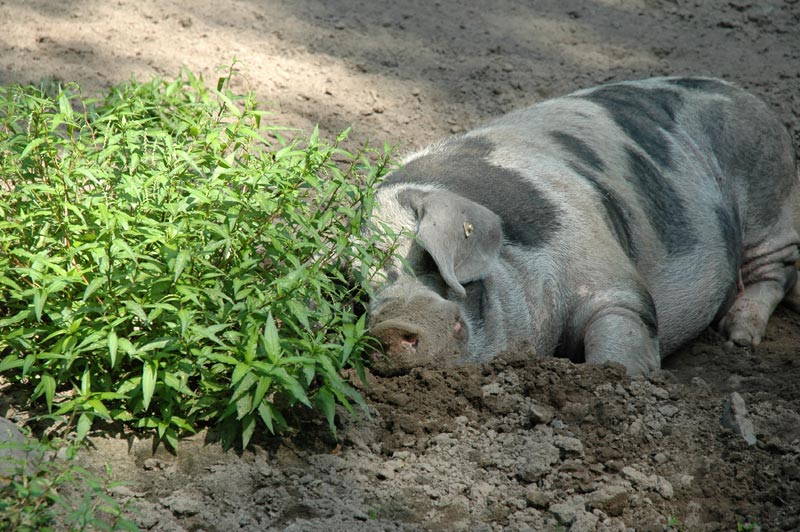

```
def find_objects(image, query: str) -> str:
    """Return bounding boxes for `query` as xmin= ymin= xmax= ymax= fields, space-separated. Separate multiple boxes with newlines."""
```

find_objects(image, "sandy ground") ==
xmin=1 ymin=0 xmax=800 ymax=530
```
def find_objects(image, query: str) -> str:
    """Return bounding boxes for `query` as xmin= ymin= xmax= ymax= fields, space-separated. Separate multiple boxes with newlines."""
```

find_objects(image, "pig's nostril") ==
xmin=401 ymin=333 xmax=419 ymax=349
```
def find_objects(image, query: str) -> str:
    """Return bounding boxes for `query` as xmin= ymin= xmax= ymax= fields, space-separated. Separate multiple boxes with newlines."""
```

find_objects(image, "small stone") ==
xmin=721 ymin=392 xmax=757 ymax=445
xmin=525 ymin=487 xmax=554 ymax=508
xmin=690 ymin=377 xmax=711 ymax=392
xmin=570 ymin=510 xmax=600 ymax=532
xmin=143 ymin=458 xmax=162 ymax=471
xmin=656 ymin=476 xmax=674 ymax=499
xmin=586 ymin=484 xmax=628 ymax=505
xmin=622 ymin=466 xmax=652 ymax=488
xmin=549 ymin=497 xmax=585 ymax=525
xmin=164 ymin=491 xmax=204 ymax=516
xmin=132 ymin=502 xmax=160 ymax=529
xmin=472 ymin=481 xmax=495 ymax=500
xmin=376 ymin=467 xmax=396 ymax=480
xmin=109 ymin=485 xmax=144 ymax=498
xmin=554 ymin=436 xmax=584 ymax=457
xmin=658 ymin=404 xmax=680 ymax=418
xmin=482 ymin=382 xmax=503 ymax=396
xmin=0 ymin=417 xmax=39 ymax=480
xmin=516 ymin=442 xmax=560 ymax=482
xmin=529 ymin=403 xmax=555 ymax=425
xmin=650 ymin=387 xmax=669 ymax=400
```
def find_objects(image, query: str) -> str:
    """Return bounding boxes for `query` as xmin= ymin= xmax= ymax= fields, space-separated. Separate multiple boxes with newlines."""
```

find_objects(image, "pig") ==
xmin=367 ymin=77 xmax=800 ymax=376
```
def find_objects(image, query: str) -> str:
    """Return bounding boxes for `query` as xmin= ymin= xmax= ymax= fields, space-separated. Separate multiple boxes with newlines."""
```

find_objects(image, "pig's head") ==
xmin=367 ymin=185 xmax=503 ymax=375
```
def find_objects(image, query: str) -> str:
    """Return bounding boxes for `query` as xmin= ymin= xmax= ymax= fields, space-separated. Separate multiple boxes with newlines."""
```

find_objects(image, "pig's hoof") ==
xmin=720 ymin=319 xmax=762 ymax=348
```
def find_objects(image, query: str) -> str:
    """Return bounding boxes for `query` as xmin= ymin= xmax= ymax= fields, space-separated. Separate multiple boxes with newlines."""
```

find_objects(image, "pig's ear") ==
xmin=400 ymin=189 xmax=503 ymax=297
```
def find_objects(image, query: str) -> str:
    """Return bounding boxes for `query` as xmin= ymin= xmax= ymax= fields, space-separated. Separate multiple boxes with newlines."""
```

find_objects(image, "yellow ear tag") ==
xmin=463 ymin=220 xmax=474 ymax=238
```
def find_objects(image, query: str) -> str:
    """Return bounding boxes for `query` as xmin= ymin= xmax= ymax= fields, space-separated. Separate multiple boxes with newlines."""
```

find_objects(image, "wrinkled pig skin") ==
xmin=367 ymin=76 xmax=800 ymax=376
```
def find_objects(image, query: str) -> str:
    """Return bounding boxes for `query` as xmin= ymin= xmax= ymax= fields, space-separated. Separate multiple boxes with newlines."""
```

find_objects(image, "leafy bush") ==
xmin=0 ymin=437 xmax=138 ymax=531
xmin=0 ymin=66 xmax=392 ymax=449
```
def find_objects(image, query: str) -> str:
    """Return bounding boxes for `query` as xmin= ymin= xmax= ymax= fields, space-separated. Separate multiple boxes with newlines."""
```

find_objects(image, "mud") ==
xmin=1 ymin=0 xmax=799 ymax=530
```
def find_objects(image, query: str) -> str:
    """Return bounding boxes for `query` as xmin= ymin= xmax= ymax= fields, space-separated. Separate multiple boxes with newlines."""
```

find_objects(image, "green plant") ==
xmin=666 ymin=516 xmax=683 ymax=531
xmin=0 ymin=438 xmax=138 ymax=531
xmin=737 ymin=521 xmax=760 ymax=531
xmin=0 ymin=65 xmax=394 ymax=449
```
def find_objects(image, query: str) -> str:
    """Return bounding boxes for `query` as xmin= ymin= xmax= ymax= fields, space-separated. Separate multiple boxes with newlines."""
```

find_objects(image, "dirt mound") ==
xmin=89 ymin=310 xmax=800 ymax=531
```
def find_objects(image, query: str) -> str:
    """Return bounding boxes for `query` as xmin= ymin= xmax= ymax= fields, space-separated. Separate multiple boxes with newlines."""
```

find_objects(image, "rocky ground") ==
xmin=1 ymin=0 xmax=799 ymax=530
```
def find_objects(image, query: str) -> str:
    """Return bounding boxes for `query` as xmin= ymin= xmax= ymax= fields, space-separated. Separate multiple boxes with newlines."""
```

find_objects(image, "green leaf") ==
xmin=263 ymin=312 xmax=281 ymax=363
xmin=77 ymin=412 xmax=93 ymax=441
xmin=107 ymin=330 xmax=118 ymax=368
xmin=231 ymin=362 xmax=250 ymax=386
xmin=86 ymin=398 xmax=112 ymax=419
xmin=241 ymin=414 xmax=255 ymax=449
xmin=236 ymin=390 xmax=253 ymax=421
xmin=142 ymin=361 xmax=157 ymax=411
xmin=272 ymin=367 xmax=311 ymax=407
xmin=19 ymin=137 xmax=45 ymax=159
xmin=117 ymin=337 xmax=136 ymax=355
xmin=58 ymin=91 xmax=74 ymax=121
xmin=81 ymin=365 xmax=91 ymax=396
xmin=169 ymin=416 xmax=196 ymax=433
xmin=173 ymin=248 xmax=191 ymax=283
xmin=287 ymin=299 xmax=311 ymax=330
xmin=139 ymin=339 xmax=170 ymax=353
xmin=316 ymin=386 xmax=336 ymax=433
xmin=125 ymin=300 xmax=149 ymax=324
xmin=0 ymin=355 xmax=24 ymax=372
xmin=33 ymin=287 xmax=47 ymax=321
xmin=164 ymin=427 xmax=179 ymax=450
xmin=40 ymin=373 xmax=56 ymax=413
xmin=82 ymin=277 xmax=105 ymax=302
xmin=252 ymin=376 xmax=272 ymax=409
xmin=257 ymin=401 xmax=274 ymax=433
xmin=198 ymin=351 xmax=238 ymax=365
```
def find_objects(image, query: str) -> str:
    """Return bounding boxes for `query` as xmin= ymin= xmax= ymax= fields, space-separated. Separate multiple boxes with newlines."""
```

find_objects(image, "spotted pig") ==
xmin=368 ymin=77 xmax=800 ymax=375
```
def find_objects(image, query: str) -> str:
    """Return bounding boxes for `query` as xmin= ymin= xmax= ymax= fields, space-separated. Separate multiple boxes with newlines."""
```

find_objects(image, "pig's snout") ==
xmin=369 ymin=295 xmax=469 ymax=374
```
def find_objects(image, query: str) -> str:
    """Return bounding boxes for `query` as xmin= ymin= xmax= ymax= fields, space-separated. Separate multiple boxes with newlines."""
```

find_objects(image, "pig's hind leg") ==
xmin=719 ymin=230 xmax=800 ymax=347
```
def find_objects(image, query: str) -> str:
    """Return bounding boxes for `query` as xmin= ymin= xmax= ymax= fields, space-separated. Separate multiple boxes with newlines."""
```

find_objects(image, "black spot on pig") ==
xmin=699 ymin=101 xmax=793 ymax=229
xmin=574 ymin=168 xmax=637 ymax=261
xmin=549 ymin=131 xmax=606 ymax=172
xmin=580 ymin=85 xmax=683 ymax=169
xmin=624 ymin=146 xmax=696 ymax=255
xmin=549 ymin=131 xmax=637 ymax=260
xmin=385 ymin=137 xmax=562 ymax=248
